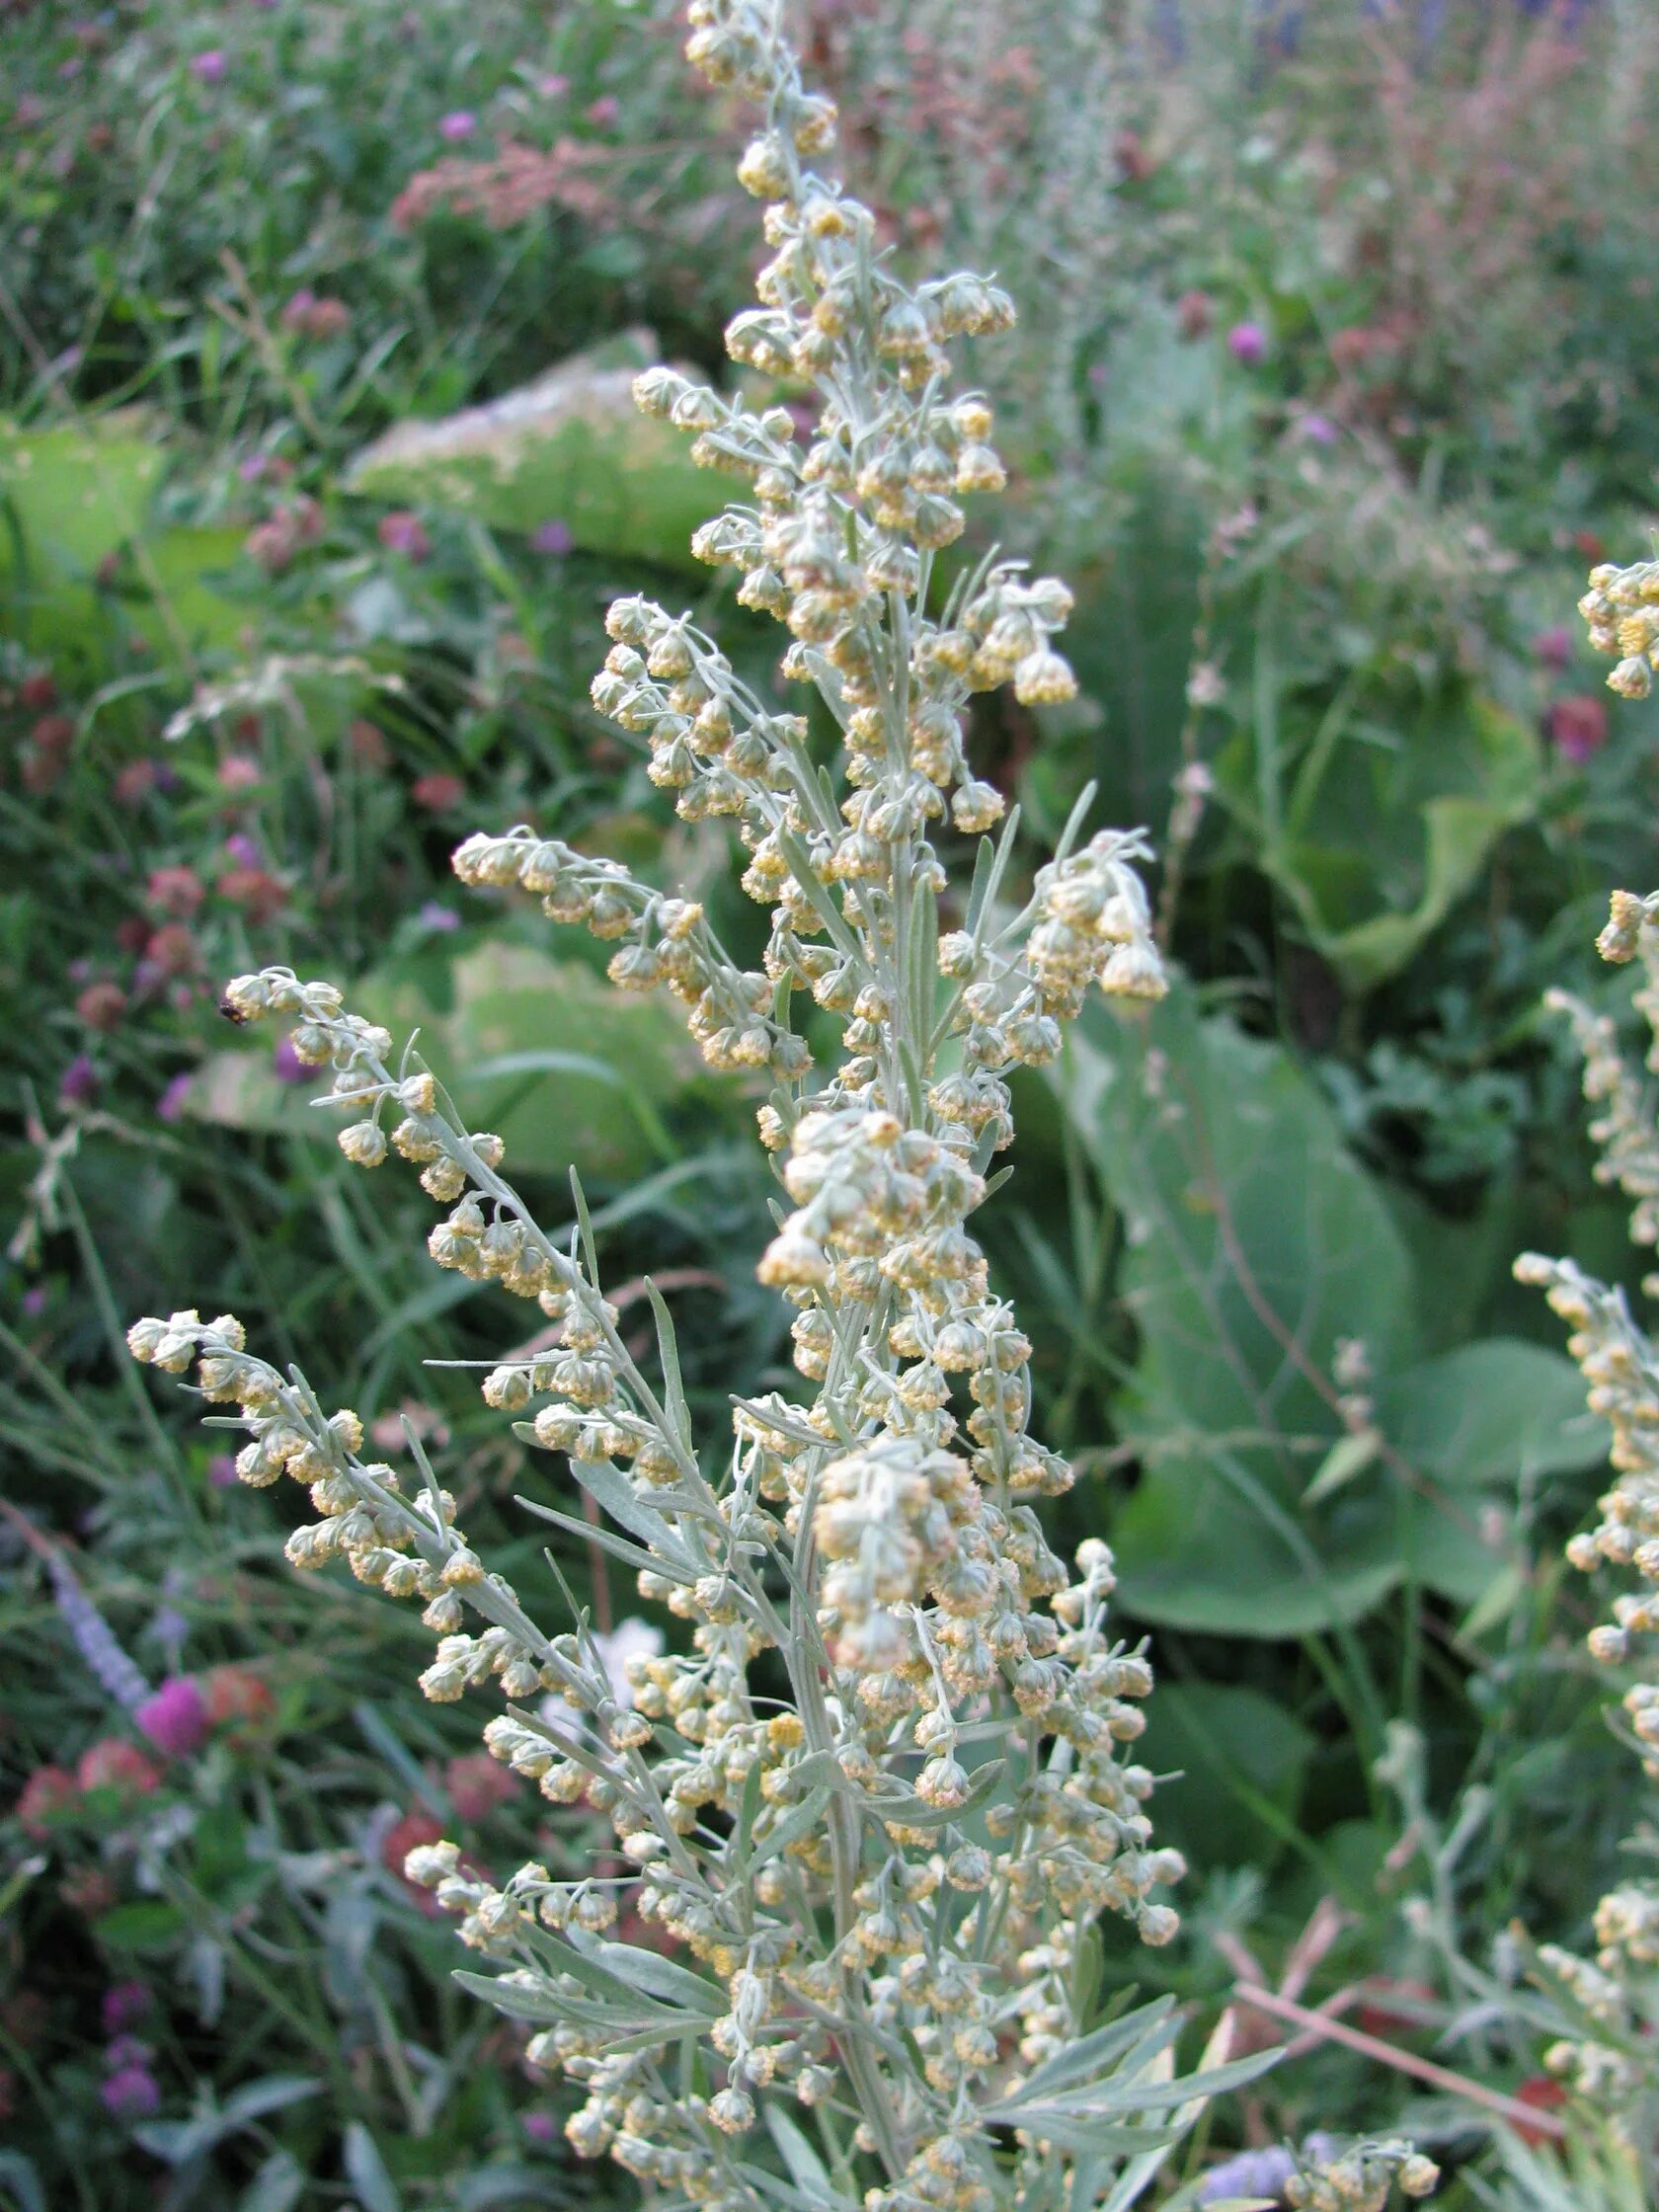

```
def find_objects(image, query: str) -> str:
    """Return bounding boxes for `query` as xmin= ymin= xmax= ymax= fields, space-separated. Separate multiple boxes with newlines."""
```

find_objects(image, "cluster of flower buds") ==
xmin=1545 ymin=988 xmax=1659 ymax=1253
xmin=1516 ymin=882 xmax=1659 ymax=2145
xmin=455 ymin=824 xmax=808 ymax=1078
xmin=1283 ymin=2141 xmax=1439 ymax=2211
xmin=1544 ymin=891 xmax=1659 ymax=1272
xmin=1026 ymin=829 xmax=1167 ymax=1011
xmin=1531 ymin=1933 xmax=1644 ymax=2106
xmin=124 ymin=1310 xmax=608 ymax=1722
xmin=130 ymin=4 xmax=1201 ymax=2206
xmin=1579 ymin=553 xmax=1659 ymax=699
xmin=1516 ymin=1255 xmax=1659 ymax=1699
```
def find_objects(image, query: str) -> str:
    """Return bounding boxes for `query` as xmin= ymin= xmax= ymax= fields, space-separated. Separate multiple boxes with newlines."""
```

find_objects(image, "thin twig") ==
xmin=1231 ymin=1982 xmax=1567 ymax=2140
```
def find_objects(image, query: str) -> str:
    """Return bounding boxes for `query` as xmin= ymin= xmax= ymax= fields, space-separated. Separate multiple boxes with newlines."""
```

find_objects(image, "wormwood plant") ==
xmin=1508 ymin=902 xmax=1659 ymax=2197
xmin=121 ymin=8 xmax=1444 ymax=2211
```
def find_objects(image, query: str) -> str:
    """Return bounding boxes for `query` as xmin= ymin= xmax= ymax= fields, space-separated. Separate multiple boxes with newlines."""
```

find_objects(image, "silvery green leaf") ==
xmin=568 ymin=1931 xmax=723 ymax=2014
xmin=239 ymin=2150 xmax=305 ymax=2212
xmin=1005 ymin=1999 xmax=1176 ymax=2104
xmin=748 ymin=1784 xmax=832 ymax=1872
xmin=515 ymin=1494 xmax=696 ymax=1585
xmin=759 ymin=2110 xmax=840 ymax=2208
xmin=0 ymin=2152 xmax=45 ymax=2212
xmin=343 ymin=2124 xmax=402 ymax=2212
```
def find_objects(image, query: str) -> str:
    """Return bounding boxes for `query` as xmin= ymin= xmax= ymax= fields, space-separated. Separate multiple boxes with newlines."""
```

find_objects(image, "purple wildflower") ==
xmin=523 ymin=2111 xmax=558 ymax=2144
xmin=207 ymin=1454 xmax=239 ymax=1489
xmin=58 ymin=1055 xmax=100 ymax=1107
xmin=1533 ymin=624 xmax=1574 ymax=672
xmin=191 ymin=49 xmax=228 ymax=84
xmin=135 ymin=1676 xmax=209 ymax=1758
xmin=102 ymin=1982 xmax=153 ymax=2034
xmin=273 ymin=1035 xmax=309 ymax=1083
xmin=417 ymin=901 xmax=462 ymax=932
xmin=224 ymin=831 xmax=261 ymax=868
xmin=377 ymin=511 xmax=431 ymax=561
xmin=156 ymin=1071 xmax=195 ymax=1124
xmin=1550 ymin=693 xmax=1609 ymax=764
xmin=1298 ymin=413 xmax=1337 ymax=445
xmin=48 ymin=1553 xmax=153 ymax=1712
xmin=102 ymin=2065 xmax=162 ymax=2121
xmin=145 ymin=1607 xmax=190 ymax=1661
xmin=587 ymin=94 xmax=619 ymax=127
xmin=1226 ymin=321 xmax=1267 ymax=365
xmin=530 ymin=518 xmax=573 ymax=556
xmin=21 ymin=1285 xmax=48 ymax=1317
xmin=438 ymin=110 xmax=477 ymax=141
xmin=535 ymin=73 xmax=570 ymax=98
xmin=1197 ymin=2146 xmax=1297 ymax=2204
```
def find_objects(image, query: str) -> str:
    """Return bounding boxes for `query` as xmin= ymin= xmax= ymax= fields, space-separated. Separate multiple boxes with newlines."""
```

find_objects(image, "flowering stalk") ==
xmin=1512 ymin=875 xmax=1659 ymax=2172
xmin=121 ymin=6 xmax=1301 ymax=2208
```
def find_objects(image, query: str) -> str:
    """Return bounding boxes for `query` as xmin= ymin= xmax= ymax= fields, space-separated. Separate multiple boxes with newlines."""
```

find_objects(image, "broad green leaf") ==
xmin=367 ymin=941 xmax=719 ymax=1178
xmin=1063 ymin=991 xmax=1419 ymax=1632
xmin=1064 ymin=997 xmax=1582 ymax=1626
xmin=92 ymin=1899 xmax=189 ymax=1952
xmin=1140 ymin=1682 xmax=1316 ymax=1867
xmin=1376 ymin=1338 xmax=1609 ymax=1603
xmin=0 ymin=413 xmax=170 ymax=665
xmin=135 ymin=523 xmax=252 ymax=656
xmin=0 ymin=414 xmax=163 ymax=572
xmin=1241 ymin=688 xmax=1540 ymax=991
xmin=346 ymin=333 xmax=713 ymax=569
xmin=1377 ymin=1337 xmax=1608 ymax=1490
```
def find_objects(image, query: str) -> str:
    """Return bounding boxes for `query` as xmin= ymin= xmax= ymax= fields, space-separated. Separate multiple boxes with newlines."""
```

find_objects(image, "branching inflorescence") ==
xmin=122 ymin=6 xmax=1299 ymax=2209
xmin=1514 ymin=860 xmax=1659 ymax=2155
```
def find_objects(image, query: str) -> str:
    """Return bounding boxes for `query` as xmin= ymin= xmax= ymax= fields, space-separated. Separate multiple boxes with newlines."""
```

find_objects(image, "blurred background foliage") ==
xmin=3 ymin=0 xmax=1659 ymax=2205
